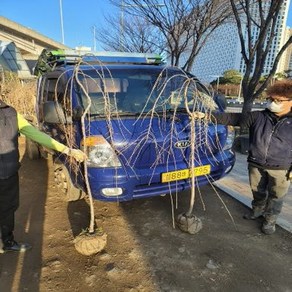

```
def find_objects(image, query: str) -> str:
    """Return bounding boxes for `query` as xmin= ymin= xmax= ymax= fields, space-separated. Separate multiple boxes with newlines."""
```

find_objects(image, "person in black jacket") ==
xmin=210 ymin=80 xmax=292 ymax=235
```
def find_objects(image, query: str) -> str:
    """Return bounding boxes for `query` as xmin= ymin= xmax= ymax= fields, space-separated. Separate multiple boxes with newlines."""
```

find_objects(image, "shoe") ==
xmin=243 ymin=208 xmax=264 ymax=220
xmin=3 ymin=240 xmax=32 ymax=252
xmin=262 ymin=221 xmax=276 ymax=235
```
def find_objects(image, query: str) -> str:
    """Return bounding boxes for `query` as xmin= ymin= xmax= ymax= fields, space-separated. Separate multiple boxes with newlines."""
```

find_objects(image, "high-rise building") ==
xmin=190 ymin=0 xmax=291 ymax=83
xmin=284 ymin=27 xmax=292 ymax=76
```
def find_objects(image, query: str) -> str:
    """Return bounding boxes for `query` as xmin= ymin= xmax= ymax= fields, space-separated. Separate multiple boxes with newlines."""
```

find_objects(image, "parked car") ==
xmin=28 ymin=49 xmax=235 ymax=202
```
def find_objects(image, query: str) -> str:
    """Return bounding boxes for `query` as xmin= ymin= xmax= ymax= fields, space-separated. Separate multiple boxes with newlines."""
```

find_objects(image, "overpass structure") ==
xmin=0 ymin=16 xmax=71 ymax=78
xmin=0 ymin=16 xmax=71 ymax=60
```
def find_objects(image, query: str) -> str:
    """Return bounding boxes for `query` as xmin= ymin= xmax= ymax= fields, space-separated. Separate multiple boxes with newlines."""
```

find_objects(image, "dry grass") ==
xmin=0 ymin=71 xmax=36 ymax=117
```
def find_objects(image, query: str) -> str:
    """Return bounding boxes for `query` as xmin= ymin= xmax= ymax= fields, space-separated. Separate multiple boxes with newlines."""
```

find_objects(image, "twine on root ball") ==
xmin=176 ymin=213 xmax=202 ymax=235
xmin=74 ymin=228 xmax=107 ymax=256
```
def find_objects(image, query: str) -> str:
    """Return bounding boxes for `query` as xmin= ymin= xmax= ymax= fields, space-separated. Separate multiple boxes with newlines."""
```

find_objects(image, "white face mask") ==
xmin=266 ymin=101 xmax=284 ymax=113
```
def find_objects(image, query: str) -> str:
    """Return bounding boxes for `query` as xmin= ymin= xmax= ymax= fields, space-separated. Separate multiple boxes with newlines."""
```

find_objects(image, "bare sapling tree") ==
xmin=230 ymin=0 xmax=292 ymax=114
xmin=110 ymin=0 xmax=233 ymax=70
xmin=96 ymin=13 xmax=165 ymax=54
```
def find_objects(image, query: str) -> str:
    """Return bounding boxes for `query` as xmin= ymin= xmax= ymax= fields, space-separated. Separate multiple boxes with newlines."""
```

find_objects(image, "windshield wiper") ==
xmin=157 ymin=108 xmax=188 ymax=114
xmin=115 ymin=111 xmax=141 ymax=116
xmin=89 ymin=111 xmax=146 ymax=117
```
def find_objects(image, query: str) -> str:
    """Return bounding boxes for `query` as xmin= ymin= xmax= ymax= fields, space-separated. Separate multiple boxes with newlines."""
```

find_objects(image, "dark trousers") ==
xmin=248 ymin=165 xmax=290 ymax=217
xmin=0 ymin=173 xmax=19 ymax=243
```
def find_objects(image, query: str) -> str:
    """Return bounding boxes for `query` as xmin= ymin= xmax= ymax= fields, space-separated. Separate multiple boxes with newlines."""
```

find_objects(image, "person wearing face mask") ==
xmin=198 ymin=80 xmax=292 ymax=235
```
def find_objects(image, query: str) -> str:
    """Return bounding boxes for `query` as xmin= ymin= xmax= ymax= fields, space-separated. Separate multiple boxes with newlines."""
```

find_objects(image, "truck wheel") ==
xmin=26 ymin=138 xmax=40 ymax=160
xmin=54 ymin=164 xmax=85 ymax=201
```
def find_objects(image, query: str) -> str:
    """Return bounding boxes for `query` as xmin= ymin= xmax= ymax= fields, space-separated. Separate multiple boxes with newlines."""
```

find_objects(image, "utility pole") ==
xmin=59 ymin=0 xmax=65 ymax=44
xmin=238 ymin=76 xmax=243 ymax=101
xmin=92 ymin=25 xmax=97 ymax=51
xmin=210 ymin=75 xmax=221 ymax=91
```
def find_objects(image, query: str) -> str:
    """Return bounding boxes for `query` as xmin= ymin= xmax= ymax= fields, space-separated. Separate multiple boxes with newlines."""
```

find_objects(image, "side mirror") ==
xmin=72 ymin=105 xmax=84 ymax=121
xmin=43 ymin=101 xmax=71 ymax=124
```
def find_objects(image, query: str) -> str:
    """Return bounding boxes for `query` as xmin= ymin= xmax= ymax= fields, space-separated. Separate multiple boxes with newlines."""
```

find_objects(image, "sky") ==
xmin=0 ymin=0 xmax=116 ymax=50
xmin=0 ymin=0 xmax=292 ymax=50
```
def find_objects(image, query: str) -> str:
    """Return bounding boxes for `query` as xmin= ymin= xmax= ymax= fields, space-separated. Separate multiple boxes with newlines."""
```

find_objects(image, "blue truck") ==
xmin=28 ymin=49 xmax=235 ymax=202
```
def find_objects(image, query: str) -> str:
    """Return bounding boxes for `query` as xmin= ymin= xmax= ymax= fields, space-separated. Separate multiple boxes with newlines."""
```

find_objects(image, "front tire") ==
xmin=54 ymin=163 xmax=85 ymax=201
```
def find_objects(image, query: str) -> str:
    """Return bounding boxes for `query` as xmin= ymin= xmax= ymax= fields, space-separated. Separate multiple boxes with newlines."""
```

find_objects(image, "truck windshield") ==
xmin=74 ymin=67 xmax=215 ymax=116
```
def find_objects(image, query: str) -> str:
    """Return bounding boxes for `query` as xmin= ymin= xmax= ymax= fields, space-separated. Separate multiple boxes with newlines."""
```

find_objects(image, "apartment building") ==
xmin=284 ymin=27 xmax=292 ymax=76
xmin=190 ymin=0 xmax=291 ymax=83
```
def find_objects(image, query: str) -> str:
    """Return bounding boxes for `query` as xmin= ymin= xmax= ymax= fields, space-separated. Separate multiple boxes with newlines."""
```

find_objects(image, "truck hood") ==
xmin=85 ymin=114 xmax=227 ymax=169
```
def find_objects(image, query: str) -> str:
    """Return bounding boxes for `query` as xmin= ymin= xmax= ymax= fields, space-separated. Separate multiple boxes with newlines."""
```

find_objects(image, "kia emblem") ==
xmin=175 ymin=140 xmax=191 ymax=148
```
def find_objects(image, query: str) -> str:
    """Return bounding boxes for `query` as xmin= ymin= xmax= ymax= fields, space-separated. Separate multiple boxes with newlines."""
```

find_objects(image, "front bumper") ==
xmin=85 ymin=150 xmax=235 ymax=202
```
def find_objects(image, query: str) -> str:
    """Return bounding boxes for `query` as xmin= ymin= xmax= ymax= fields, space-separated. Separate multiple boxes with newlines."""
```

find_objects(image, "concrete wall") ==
xmin=0 ymin=16 xmax=70 ymax=60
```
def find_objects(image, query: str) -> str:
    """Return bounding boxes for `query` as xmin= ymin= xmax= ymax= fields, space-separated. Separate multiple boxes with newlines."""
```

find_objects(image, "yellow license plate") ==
xmin=161 ymin=165 xmax=211 ymax=183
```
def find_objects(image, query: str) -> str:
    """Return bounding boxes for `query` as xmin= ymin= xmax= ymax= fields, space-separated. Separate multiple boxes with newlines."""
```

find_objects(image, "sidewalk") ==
xmin=214 ymin=151 xmax=292 ymax=233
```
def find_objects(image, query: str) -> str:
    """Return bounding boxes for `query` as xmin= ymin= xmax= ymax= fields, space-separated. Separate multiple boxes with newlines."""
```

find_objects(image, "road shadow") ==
xmin=0 ymin=138 xmax=49 ymax=292
xmin=66 ymin=199 xmax=91 ymax=238
xmin=24 ymin=164 xmax=292 ymax=291
xmin=118 ymin=186 xmax=292 ymax=291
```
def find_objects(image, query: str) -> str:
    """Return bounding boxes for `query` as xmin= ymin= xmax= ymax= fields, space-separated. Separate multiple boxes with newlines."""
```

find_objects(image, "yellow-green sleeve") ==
xmin=17 ymin=113 xmax=67 ymax=152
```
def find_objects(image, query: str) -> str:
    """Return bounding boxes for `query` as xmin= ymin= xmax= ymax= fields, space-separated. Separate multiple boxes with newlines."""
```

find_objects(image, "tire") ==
xmin=54 ymin=163 xmax=85 ymax=201
xmin=26 ymin=138 xmax=40 ymax=160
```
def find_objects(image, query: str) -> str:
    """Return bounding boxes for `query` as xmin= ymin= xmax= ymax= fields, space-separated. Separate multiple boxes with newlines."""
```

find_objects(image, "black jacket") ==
xmin=212 ymin=109 xmax=292 ymax=170
xmin=0 ymin=101 xmax=20 ymax=178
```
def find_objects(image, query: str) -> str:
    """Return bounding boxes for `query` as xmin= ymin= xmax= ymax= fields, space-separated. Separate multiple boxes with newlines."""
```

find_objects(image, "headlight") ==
xmin=223 ymin=125 xmax=235 ymax=150
xmin=82 ymin=136 xmax=121 ymax=167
